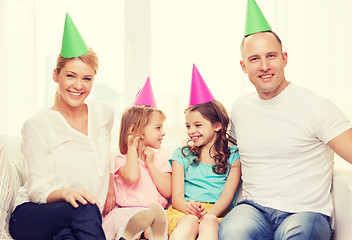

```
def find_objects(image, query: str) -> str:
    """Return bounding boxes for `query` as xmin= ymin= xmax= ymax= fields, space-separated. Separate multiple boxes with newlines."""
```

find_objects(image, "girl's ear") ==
xmin=214 ymin=123 xmax=222 ymax=132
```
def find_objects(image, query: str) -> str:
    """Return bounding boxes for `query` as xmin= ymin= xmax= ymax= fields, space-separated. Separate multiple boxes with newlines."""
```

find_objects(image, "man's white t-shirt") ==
xmin=231 ymin=84 xmax=351 ymax=216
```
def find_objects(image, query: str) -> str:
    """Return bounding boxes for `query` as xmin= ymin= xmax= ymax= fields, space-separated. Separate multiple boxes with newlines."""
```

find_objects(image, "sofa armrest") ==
xmin=332 ymin=168 xmax=352 ymax=240
xmin=0 ymin=135 xmax=26 ymax=186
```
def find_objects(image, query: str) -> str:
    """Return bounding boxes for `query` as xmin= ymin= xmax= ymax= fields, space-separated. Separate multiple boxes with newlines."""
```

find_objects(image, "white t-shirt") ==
xmin=15 ymin=101 xmax=115 ymax=207
xmin=231 ymin=84 xmax=351 ymax=216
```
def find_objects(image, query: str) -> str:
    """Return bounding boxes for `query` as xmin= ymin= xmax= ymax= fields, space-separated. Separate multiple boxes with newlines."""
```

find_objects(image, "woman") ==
xmin=9 ymin=14 xmax=115 ymax=240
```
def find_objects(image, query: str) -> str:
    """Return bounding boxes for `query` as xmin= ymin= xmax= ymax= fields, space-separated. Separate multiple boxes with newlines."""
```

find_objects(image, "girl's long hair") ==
xmin=119 ymin=105 xmax=165 ymax=154
xmin=182 ymin=100 xmax=235 ymax=174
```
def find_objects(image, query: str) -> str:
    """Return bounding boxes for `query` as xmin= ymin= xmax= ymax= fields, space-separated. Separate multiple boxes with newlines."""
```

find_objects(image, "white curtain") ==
xmin=0 ymin=0 xmax=124 ymax=141
xmin=1 ymin=0 xmax=351 ymax=154
xmin=0 ymin=0 xmax=36 ymax=136
xmin=150 ymin=0 xmax=352 ymax=147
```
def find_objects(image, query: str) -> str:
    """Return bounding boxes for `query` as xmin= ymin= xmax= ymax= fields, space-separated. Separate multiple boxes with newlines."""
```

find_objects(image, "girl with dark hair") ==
xmin=166 ymin=65 xmax=241 ymax=240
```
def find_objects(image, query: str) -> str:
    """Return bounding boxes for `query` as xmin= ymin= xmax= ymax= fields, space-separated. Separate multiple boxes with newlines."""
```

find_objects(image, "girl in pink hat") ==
xmin=103 ymin=78 xmax=171 ymax=240
xmin=166 ymin=65 xmax=241 ymax=240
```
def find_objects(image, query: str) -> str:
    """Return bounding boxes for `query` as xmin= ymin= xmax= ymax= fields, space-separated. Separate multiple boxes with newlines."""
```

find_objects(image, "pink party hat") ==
xmin=133 ymin=77 xmax=157 ymax=107
xmin=189 ymin=64 xmax=215 ymax=106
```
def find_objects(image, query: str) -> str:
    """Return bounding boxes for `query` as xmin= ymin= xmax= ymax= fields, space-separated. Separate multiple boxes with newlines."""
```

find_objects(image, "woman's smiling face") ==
xmin=53 ymin=58 xmax=95 ymax=109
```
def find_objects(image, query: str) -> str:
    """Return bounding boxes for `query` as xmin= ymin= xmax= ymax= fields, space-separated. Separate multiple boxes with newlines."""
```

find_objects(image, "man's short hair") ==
xmin=240 ymin=31 xmax=283 ymax=58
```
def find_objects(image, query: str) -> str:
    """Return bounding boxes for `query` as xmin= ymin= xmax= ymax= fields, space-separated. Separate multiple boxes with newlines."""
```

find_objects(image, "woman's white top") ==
xmin=15 ymin=101 xmax=115 ymax=208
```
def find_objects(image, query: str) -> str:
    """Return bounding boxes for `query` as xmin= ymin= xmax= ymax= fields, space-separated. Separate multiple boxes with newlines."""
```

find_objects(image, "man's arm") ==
xmin=328 ymin=128 xmax=352 ymax=164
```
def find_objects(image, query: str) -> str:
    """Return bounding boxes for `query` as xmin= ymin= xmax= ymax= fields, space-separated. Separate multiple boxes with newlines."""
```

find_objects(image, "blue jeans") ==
xmin=9 ymin=201 xmax=106 ymax=240
xmin=219 ymin=200 xmax=332 ymax=240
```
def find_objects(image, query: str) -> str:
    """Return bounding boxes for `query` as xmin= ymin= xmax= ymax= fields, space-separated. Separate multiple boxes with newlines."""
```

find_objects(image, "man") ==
xmin=219 ymin=1 xmax=352 ymax=239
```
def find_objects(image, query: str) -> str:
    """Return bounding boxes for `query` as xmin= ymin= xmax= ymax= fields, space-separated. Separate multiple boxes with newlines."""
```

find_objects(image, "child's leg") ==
xmin=102 ymin=208 xmax=120 ymax=240
xmin=197 ymin=214 xmax=220 ymax=240
xmin=169 ymin=215 xmax=199 ymax=240
xmin=102 ymin=207 xmax=145 ymax=240
xmin=116 ymin=208 xmax=155 ymax=240
xmin=145 ymin=202 xmax=168 ymax=240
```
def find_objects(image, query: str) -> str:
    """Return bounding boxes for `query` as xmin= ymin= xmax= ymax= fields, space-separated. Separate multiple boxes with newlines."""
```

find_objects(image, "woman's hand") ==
xmin=48 ymin=188 xmax=99 ymax=208
xmin=63 ymin=189 xmax=99 ymax=208
xmin=102 ymin=172 xmax=116 ymax=216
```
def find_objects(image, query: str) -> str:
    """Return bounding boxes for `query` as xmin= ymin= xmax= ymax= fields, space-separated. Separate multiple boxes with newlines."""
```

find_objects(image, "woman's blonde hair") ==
xmin=54 ymin=48 xmax=99 ymax=103
xmin=119 ymin=105 xmax=166 ymax=154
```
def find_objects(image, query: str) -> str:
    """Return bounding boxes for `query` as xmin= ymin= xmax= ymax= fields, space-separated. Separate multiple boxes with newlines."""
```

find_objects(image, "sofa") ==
xmin=0 ymin=135 xmax=25 ymax=240
xmin=1 ymin=134 xmax=352 ymax=240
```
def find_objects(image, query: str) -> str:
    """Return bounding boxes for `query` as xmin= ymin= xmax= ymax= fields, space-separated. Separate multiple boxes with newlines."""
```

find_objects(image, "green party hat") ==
xmin=60 ymin=13 xmax=89 ymax=58
xmin=244 ymin=0 xmax=272 ymax=36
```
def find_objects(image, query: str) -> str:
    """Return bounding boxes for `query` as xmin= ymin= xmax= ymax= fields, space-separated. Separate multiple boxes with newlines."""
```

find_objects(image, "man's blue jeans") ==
xmin=9 ymin=201 xmax=106 ymax=240
xmin=219 ymin=200 xmax=332 ymax=240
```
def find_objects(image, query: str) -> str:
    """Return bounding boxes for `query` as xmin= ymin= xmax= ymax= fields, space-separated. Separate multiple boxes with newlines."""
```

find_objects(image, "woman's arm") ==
xmin=21 ymin=121 xmax=56 ymax=203
xmin=23 ymin=120 xmax=101 ymax=208
xmin=206 ymin=160 xmax=241 ymax=217
xmin=102 ymin=172 xmax=116 ymax=216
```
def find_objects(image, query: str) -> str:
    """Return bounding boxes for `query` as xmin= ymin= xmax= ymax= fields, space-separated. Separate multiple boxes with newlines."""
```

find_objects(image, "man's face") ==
xmin=240 ymin=32 xmax=288 ymax=100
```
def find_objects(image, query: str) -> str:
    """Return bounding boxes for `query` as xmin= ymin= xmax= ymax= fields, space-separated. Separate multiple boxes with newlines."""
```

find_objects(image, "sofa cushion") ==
xmin=0 ymin=147 xmax=22 ymax=239
xmin=332 ymin=168 xmax=352 ymax=240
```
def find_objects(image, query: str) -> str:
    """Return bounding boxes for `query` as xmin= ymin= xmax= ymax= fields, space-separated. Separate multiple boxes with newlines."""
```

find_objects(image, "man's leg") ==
xmin=274 ymin=212 xmax=332 ymax=240
xmin=219 ymin=201 xmax=273 ymax=240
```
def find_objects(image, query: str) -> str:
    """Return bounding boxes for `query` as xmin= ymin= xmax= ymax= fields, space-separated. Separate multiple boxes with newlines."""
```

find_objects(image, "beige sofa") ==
xmin=1 ymin=134 xmax=352 ymax=240
xmin=0 ymin=135 xmax=25 ymax=240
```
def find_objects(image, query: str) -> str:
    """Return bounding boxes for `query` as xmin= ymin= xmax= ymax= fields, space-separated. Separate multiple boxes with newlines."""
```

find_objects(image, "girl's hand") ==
xmin=185 ymin=200 xmax=202 ymax=217
xmin=127 ymin=125 xmax=140 ymax=151
xmin=197 ymin=202 xmax=207 ymax=219
xmin=144 ymin=147 xmax=155 ymax=166
xmin=62 ymin=188 xmax=99 ymax=208
xmin=199 ymin=207 xmax=208 ymax=220
xmin=127 ymin=134 xmax=140 ymax=151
